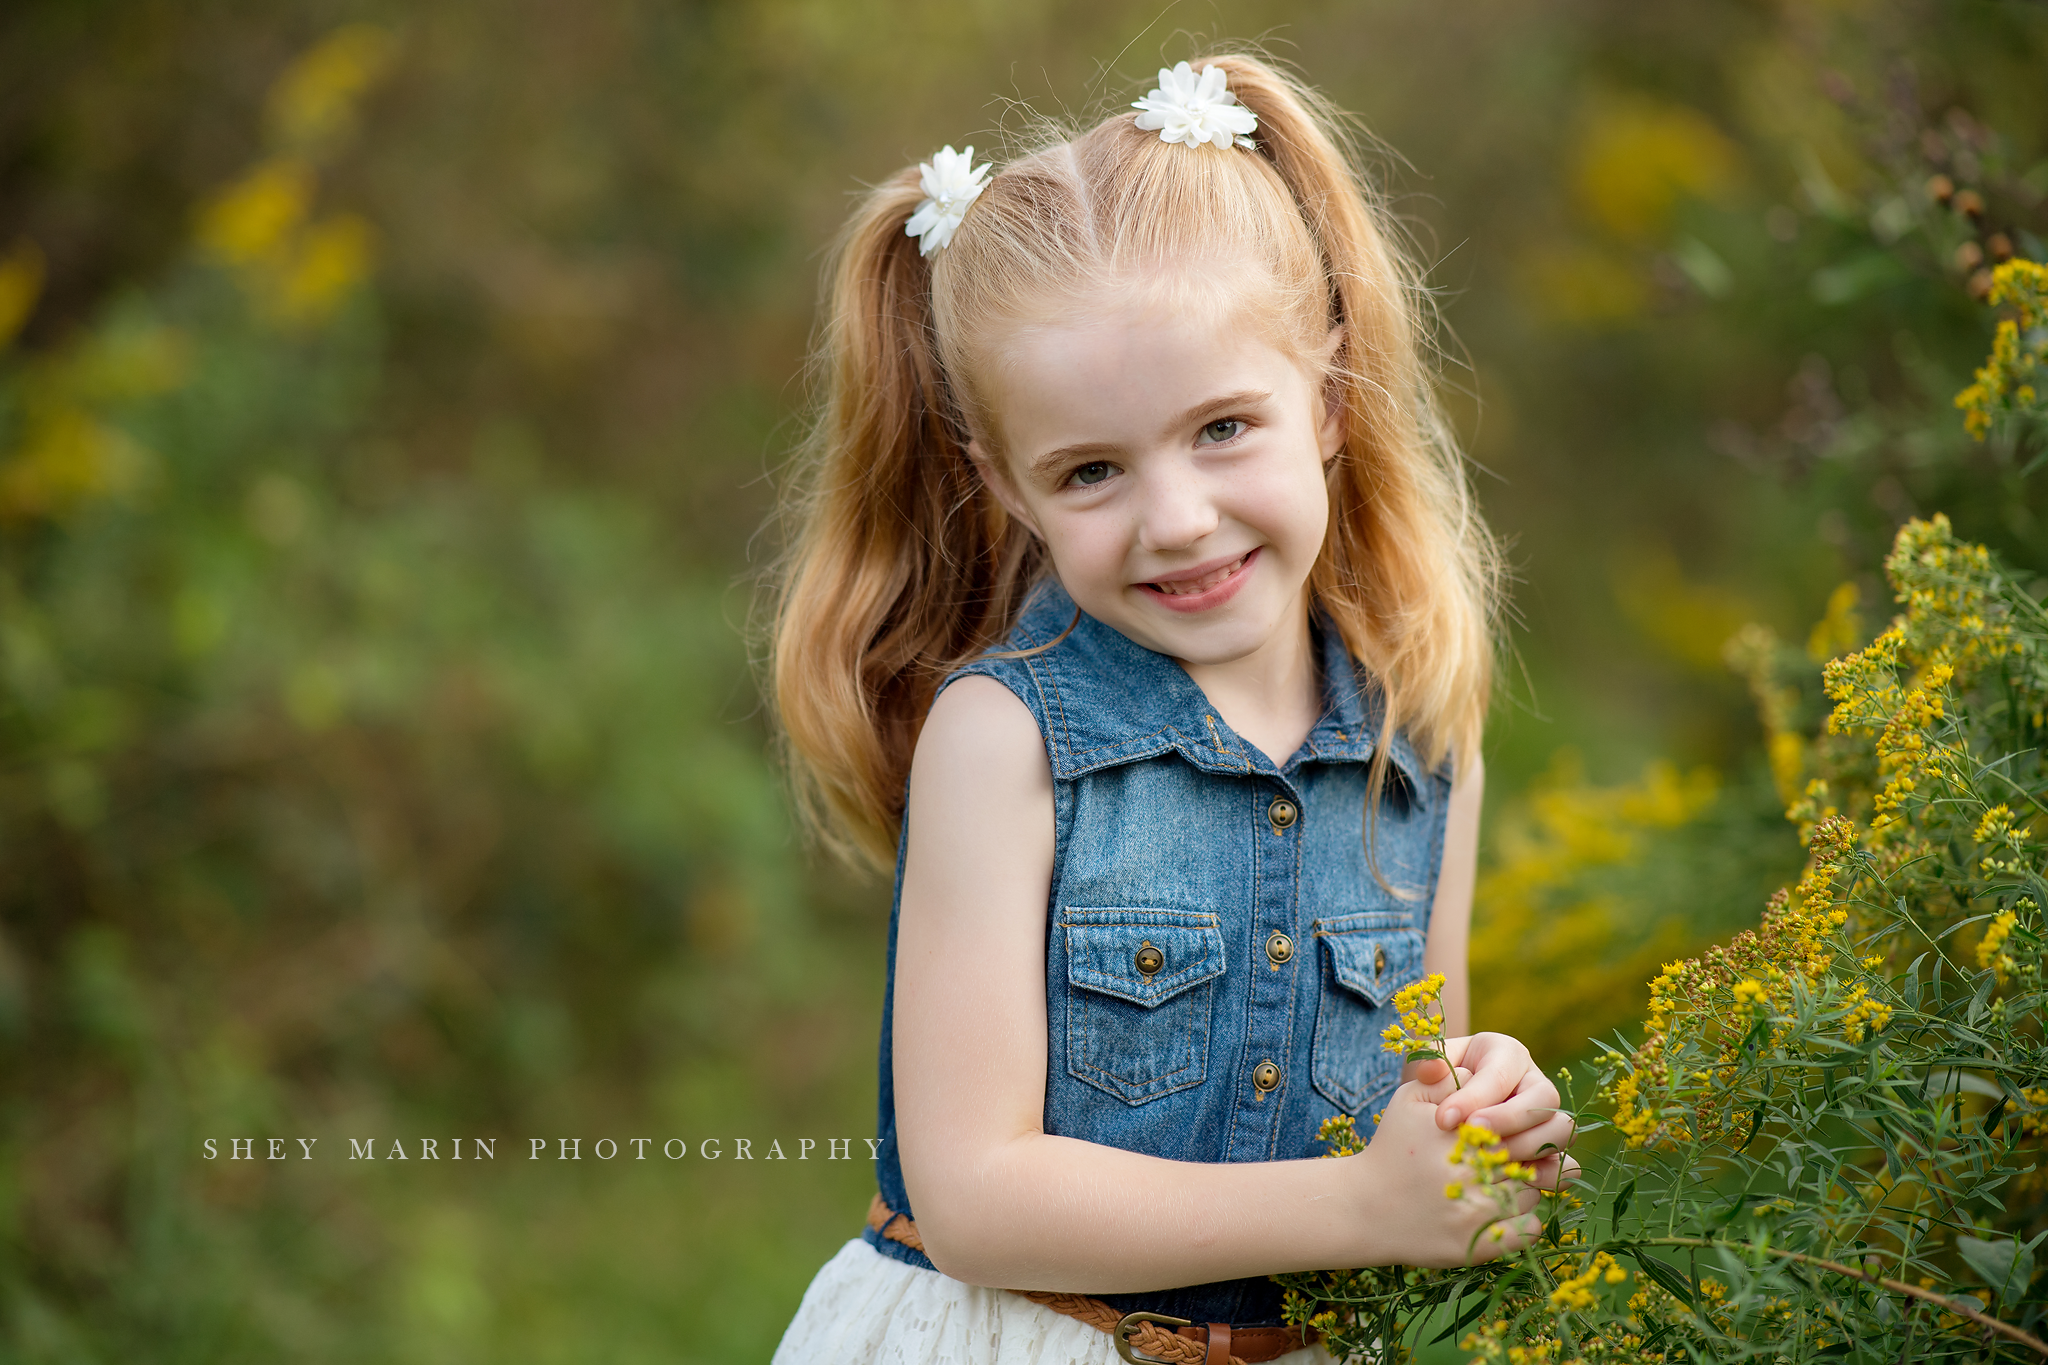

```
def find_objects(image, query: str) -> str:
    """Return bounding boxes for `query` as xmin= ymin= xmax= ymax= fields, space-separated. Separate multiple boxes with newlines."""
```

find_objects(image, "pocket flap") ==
xmin=1316 ymin=918 xmax=1425 ymax=1008
xmin=1062 ymin=908 xmax=1226 ymax=1009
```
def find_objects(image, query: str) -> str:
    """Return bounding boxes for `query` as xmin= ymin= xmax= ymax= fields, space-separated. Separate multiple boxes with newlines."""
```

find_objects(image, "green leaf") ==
xmin=1428 ymin=1292 xmax=1493 ymax=1345
xmin=1612 ymin=1177 xmax=1636 ymax=1235
xmin=1627 ymin=1251 xmax=1696 ymax=1309
xmin=1956 ymin=1233 xmax=2030 ymax=1299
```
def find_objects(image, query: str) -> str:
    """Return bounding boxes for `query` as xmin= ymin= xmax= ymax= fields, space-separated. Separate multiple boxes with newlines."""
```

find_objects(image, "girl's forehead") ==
xmin=981 ymin=305 xmax=1320 ymax=449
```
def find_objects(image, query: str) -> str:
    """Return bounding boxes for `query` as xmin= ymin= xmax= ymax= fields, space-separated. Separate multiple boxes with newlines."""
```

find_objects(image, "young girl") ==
xmin=770 ymin=53 xmax=1572 ymax=1365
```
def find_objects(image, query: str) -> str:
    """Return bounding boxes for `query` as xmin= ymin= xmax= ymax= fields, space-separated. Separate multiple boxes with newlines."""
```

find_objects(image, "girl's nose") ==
xmin=1135 ymin=471 xmax=1220 ymax=554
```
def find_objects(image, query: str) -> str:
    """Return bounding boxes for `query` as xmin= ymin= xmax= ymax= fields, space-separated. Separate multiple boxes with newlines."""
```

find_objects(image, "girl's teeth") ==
xmin=1155 ymin=555 xmax=1245 ymax=595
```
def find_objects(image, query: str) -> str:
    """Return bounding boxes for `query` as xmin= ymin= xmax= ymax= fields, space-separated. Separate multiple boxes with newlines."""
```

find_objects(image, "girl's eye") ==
xmin=1197 ymin=419 xmax=1245 ymax=445
xmin=1069 ymin=461 xmax=1115 ymax=487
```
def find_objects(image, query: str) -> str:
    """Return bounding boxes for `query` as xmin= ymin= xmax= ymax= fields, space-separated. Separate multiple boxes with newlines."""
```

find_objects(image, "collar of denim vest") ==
xmin=989 ymin=578 xmax=1432 ymax=791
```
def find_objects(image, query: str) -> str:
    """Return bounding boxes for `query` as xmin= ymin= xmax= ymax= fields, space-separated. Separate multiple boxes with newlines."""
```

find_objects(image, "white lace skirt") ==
xmin=772 ymin=1237 xmax=1343 ymax=1365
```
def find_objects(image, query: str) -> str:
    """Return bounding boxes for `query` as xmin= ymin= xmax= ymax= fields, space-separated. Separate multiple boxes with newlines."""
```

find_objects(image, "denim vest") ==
xmin=864 ymin=580 xmax=1452 ymax=1326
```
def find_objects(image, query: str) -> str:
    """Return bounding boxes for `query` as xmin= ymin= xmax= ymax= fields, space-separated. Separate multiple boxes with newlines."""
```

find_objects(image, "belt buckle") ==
xmin=1114 ymin=1311 xmax=1194 ymax=1364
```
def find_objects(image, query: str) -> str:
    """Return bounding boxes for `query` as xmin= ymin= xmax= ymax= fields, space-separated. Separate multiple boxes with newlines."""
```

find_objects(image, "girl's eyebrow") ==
xmin=1025 ymin=388 xmax=1274 ymax=482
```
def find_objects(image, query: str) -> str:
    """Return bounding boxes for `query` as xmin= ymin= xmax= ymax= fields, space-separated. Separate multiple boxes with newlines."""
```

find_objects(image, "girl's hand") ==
xmin=1352 ymin=1079 xmax=1544 ymax=1268
xmin=1404 ymin=1033 xmax=1576 ymax=1187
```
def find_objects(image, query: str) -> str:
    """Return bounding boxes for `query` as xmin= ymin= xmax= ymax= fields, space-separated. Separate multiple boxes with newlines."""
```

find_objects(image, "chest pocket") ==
xmin=1311 ymin=912 xmax=1427 ymax=1116
xmin=1062 ymin=908 xmax=1227 ymax=1106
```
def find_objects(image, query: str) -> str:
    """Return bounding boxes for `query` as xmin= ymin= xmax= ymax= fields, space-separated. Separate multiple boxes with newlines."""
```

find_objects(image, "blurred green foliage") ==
xmin=0 ymin=0 xmax=2043 ymax=1360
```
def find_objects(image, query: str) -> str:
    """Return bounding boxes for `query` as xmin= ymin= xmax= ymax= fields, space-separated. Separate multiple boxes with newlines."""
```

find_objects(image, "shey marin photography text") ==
xmin=200 ymin=1137 xmax=882 ymax=1162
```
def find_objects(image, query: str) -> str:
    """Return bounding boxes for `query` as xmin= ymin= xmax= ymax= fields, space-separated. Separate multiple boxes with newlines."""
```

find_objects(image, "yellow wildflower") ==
xmin=1548 ymin=1251 xmax=1628 ymax=1311
xmin=1380 ymin=972 xmax=1450 ymax=1064
xmin=1956 ymin=260 xmax=2048 ymax=440
xmin=1979 ymin=911 xmax=2018 ymax=971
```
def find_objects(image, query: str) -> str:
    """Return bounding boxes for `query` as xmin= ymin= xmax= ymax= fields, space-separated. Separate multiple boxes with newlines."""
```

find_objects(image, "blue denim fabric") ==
xmin=864 ymin=579 xmax=1452 ymax=1326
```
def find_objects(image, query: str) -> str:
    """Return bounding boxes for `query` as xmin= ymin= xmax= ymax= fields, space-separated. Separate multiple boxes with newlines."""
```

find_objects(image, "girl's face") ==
xmin=969 ymin=301 xmax=1342 ymax=671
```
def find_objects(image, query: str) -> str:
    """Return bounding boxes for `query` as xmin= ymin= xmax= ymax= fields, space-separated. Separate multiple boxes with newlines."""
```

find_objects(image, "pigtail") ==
xmin=1197 ymin=54 xmax=1501 ymax=785
xmin=771 ymin=169 xmax=1042 ymax=869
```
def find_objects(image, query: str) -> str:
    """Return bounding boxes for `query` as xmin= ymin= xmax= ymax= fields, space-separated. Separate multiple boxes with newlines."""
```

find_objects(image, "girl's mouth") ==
xmin=1137 ymin=548 xmax=1258 ymax=612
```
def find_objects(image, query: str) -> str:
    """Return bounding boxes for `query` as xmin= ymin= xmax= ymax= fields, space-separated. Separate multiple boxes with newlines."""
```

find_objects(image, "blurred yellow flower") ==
xmin=1519 ymin=243 xmax=1647 ymax=325
xmin=1616 ymin=549 xmax=1753 ymax=673
xmin=65 ymin=322 xmax=192 ymax=402
xmin=191 ymin=26 xmax=396 ymax=328
xmin=1806 ymin=581 xmax=1863 ymax=664
xmin=278 ymin=214 xmax=377 ymax=324
xmin=1574 ymin=96 xmax=1740 ymax=242
xmin=1471 ymin=752 xmax=1717 ymax=1062
xmin=266 ymin=24 xmax=397 ymax=150
xmin=0 ymin=239 xmax=46 ymax=349
xmin=0 ymin=322 xmax=187 ymax=524
xmin=0 ymin=408 xmax=148 ymax=522
xmin=199 ymin=159 xmax=314 ymax=265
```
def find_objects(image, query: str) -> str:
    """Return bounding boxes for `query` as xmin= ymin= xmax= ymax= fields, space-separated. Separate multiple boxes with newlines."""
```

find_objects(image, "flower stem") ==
xmin=1633 ymin=1236 xmax=2048 ymax=1357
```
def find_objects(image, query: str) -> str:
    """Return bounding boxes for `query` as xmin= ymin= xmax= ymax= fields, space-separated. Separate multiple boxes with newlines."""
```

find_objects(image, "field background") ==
xmin=2 ymin=1 xmax=2044 ymax=1359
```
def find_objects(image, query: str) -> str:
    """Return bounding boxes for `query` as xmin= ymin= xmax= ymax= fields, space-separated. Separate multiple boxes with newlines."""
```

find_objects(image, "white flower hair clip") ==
xmin=1132 ymin=61 xmax=1258 ymax=151
xmin=905 ymin=145 xmax=994 ymax=256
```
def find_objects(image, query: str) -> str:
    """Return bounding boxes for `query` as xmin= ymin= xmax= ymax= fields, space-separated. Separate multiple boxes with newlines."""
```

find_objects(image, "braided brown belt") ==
xmin=865 ymin=1193 xmax=1320 ymax=1365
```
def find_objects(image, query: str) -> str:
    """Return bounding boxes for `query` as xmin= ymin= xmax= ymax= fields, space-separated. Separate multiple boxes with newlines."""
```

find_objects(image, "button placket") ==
xmin=1228 ymin=782 xmax=1305 ymax=1158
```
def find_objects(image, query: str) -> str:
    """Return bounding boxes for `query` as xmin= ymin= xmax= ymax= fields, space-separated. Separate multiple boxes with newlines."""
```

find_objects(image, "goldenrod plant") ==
xmin=1280 ymin=512 xmax=2048 ymax=1363
xmin=1955 ymin=261 xmax=2048 ymax=445
xmin=1276 ymin=126 xmax=2048 ymax=1365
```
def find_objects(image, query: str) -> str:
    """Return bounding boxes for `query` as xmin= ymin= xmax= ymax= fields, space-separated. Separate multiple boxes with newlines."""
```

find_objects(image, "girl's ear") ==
xmin=967 ymin=437 xmax=1044 ymax=538
xmin=1317 ymin=325 xmax=1348 ymax=465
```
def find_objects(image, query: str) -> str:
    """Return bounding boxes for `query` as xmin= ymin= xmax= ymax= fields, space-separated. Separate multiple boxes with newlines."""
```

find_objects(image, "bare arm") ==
xmin=892 ymin=679 xmax=1536 ymax=1292
xmin=1423 ymin=749 xmax=1483 ymax=1036
xmin=1404 ymin=751 xmax=1575 ymax=1179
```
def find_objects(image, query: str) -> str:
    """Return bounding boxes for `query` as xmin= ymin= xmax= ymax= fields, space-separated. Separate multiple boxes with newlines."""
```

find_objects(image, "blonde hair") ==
xmin=771 ymin=53 xmax=1501 ymax=869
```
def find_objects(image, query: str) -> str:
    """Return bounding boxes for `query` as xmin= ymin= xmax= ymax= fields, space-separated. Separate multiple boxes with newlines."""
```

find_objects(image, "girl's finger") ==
xmin=1500 ymin=1113 xmax=1577 ymax=1162
xmin=1464 ymin=1076 xmax=1564 ymax=1137
xmin=1401 ymin=1056 xmax=1452 ymax=1087
xmin=1413 ymin=1066 xmax=1473 ymax=1105
xmin=1435 ymin=1037 xmax=1533 ymax=1129
xmin=1520 ymin=1152 xmax=1583 ymax=1192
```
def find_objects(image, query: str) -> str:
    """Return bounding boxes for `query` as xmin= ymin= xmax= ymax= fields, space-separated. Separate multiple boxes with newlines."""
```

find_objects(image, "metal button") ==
xmin=1265 ymin=930 xmax=1294 ymax=965
xmin=1134 ymin=942 xmax=1164 ymax=976
xmin=1267 ymin=797 xmax=1298 ymax=832
xmin=1373 ymin=945 xmax=1388 ymax=978
xmin=1252 ymin=1060 xmax=1281 ymax=1093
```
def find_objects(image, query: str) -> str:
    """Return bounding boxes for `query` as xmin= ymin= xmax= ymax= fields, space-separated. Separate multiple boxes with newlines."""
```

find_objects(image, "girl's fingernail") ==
xmin=1443 ymin=1108 xmax=1460 ymax=1125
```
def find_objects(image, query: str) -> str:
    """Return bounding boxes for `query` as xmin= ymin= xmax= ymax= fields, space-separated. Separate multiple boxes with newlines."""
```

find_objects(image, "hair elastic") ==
xmin=1132 ymin=61 xmax=1258 ymax=150
xmin=904 ymin=145 xmax=993 ymax=256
